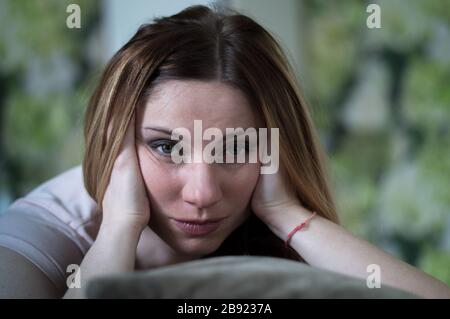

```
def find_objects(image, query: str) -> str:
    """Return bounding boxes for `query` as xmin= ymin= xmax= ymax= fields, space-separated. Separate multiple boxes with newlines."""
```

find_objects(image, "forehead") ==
xmin=138 ymin=80 xmax=260 ymax=130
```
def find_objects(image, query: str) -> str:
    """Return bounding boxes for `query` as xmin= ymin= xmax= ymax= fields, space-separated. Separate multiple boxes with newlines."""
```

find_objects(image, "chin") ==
xmin=172 ymin=235 xmax=225 ymax=257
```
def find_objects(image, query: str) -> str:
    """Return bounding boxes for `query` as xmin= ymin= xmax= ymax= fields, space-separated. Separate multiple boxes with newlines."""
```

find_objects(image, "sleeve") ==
xmin=0 ymin=166 xmax=100 ymax=294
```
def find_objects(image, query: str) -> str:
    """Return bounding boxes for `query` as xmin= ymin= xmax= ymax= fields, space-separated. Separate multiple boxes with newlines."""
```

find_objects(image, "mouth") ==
xmin=170 ymin=218 xmax=225 ymax=236
xmin=172 ymin=217 xmax=226 ymax=224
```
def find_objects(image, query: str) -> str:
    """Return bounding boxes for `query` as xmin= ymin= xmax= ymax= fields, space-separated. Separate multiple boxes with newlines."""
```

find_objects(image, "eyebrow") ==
xmin=142 ymin=126 xmax=255 ymax=141
xmin=142 ymin=126 xmax=173 ymax=135
xmin=142 ymin=126 xmax=185 ymax=140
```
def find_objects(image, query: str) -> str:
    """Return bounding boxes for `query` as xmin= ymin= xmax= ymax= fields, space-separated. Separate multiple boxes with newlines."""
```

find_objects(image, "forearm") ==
xmin=63 ymin=222 xmax=141 ymax=299
xmin=266 ymin=206 xmax=450 ymax=299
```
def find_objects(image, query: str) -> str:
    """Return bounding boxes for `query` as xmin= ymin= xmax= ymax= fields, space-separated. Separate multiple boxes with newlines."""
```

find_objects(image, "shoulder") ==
xmin=0 ymin=165 xmax=101 ymax=293
xmin=0 ymin=246 xmax=61 ymax=298
xmin=7 ymin=165 xmax=101 ymax=234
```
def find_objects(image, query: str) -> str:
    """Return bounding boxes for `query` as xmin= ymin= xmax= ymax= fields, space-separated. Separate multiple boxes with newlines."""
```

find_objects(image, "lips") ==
xmin=172 ymin=218 xmax=225 ymax=225
xmin=171 ymin=218 xmax=224 ymax=236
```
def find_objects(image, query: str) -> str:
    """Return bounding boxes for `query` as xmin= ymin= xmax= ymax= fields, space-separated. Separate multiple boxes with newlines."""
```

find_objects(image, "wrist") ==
xmin=264 ymin=205 xmax=314 ymax=240
xmin=99 ymin=218 xmax=145 ymax=242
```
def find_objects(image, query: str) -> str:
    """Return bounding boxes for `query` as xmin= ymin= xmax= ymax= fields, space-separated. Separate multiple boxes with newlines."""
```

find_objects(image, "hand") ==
xmin=101 ymin=113 xmax=150 ymax=233
xmin=251 ymin=164 xmax=301 ymax=227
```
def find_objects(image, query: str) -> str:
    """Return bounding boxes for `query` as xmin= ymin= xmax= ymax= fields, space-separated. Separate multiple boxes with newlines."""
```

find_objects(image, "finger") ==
xmin=106 ymin=113 xmax=136 ymax=149
xmin=120 ymin=112 xmax=136 ymax=153
xmin=113 ymin=113 xmax=137 ymax=169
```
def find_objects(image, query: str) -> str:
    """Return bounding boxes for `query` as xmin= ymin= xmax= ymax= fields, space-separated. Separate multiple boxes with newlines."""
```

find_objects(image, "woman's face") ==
xmin=136 ymin=80 xmax=261 ymax=258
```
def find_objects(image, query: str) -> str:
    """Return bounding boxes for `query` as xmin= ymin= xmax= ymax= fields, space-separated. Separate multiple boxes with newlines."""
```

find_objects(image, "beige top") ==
xmin=0 ymin=166 xmax=101 ymax=293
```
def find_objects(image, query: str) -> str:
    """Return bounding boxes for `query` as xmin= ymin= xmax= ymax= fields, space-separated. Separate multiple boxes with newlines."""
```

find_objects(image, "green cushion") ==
xmin=86 ymin=256 xmax=419 ymax=298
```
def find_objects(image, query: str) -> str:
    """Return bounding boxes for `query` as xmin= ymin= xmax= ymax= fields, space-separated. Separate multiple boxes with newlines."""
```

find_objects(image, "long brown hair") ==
xmin=83 ymin=4 xmax=339 ymax=263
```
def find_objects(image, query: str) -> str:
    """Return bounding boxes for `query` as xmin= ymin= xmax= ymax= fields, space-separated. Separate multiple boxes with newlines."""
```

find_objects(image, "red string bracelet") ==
xmin=285 ymin=211 xmax=317 ymax=248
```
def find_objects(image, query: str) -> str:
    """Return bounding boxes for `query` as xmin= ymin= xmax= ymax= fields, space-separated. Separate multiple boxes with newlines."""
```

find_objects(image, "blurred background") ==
xmin=0 ymin=0 xmax=449 ymax=284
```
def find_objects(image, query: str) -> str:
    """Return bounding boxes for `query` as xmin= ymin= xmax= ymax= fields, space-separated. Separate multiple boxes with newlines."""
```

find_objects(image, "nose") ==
xmin=181 ymin=163 xmax=223 ymax=209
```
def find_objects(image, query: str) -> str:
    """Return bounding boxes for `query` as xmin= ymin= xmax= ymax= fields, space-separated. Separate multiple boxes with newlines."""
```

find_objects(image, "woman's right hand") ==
xmin=64 ymin=113 xmax=150 ymax=298
xmin=101 ymin=113 xmax=150 ymax=234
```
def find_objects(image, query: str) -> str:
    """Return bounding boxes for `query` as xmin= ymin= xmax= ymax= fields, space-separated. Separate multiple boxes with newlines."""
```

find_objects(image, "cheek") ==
xmin=136 ymin=145 xmax=179 ymax=205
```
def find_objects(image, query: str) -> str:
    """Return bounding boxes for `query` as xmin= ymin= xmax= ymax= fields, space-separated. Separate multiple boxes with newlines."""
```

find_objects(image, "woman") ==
xmin=0 ymin=5 xmax=449 ymax=299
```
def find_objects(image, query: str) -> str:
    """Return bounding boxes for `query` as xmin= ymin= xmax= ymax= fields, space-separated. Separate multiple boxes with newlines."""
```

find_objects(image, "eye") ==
xmin=225 ymin=142 xmax=249 ymax=155
xmin=223 ymin=140 xmax=250 ymax=163
xmin=148 ymin=139 xmax=179 ymax=156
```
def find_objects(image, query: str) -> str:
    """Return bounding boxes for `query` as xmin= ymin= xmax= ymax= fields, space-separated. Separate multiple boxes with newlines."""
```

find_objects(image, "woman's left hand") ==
xmin=251 ymin=165 xmax=303 ymax=229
